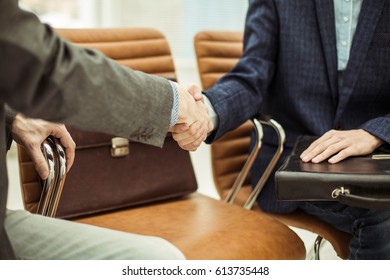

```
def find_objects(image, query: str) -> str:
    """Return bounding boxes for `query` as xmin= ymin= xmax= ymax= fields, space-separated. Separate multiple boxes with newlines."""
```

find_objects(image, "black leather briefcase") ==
xmin=275 ymin=136 xmax=390 ymax=210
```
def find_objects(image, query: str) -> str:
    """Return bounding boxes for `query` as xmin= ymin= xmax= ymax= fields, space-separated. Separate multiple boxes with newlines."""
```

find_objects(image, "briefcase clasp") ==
xmin=331 ymin=186 xmax=350 ymax=199
xmin=111 ymin=137 xmax=129 ymax=157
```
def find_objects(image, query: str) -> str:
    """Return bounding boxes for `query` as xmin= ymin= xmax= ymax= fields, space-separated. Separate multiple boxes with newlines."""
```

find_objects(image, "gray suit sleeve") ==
xmin=0 ymin=1 xmax=173 ymax=147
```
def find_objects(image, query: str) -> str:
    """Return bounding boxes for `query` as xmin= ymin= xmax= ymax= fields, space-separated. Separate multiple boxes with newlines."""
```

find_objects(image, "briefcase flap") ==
xmin=275 ymin=136 xmax=390 ymax=209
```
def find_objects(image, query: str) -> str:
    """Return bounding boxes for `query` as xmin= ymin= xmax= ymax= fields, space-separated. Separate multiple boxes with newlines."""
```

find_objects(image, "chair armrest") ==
xmin=225 ymin=115 xmax=286 ymax=210
xmin=225 ymin=118 xmax=263 ymax=204
xmin=36 ymin=137 xmax=67 ymax=217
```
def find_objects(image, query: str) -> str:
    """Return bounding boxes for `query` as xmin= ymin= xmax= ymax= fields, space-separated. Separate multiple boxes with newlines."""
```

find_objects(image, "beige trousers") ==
xmin=5 ymin=209 xmax=185 ymax=260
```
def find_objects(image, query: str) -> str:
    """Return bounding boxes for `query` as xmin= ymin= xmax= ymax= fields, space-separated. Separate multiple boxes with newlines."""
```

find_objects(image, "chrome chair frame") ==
xmin=36 ymin=137 xmax=67 ymax=217
xmin=225 ymin=116 xmax=327 ymax=260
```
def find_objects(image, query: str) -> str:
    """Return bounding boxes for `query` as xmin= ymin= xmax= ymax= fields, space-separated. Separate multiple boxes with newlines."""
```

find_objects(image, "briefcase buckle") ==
xmin=111 ymin=137 xmax=129 ymax=157
xmin=331 ymin=186 xmax=350 ymax=199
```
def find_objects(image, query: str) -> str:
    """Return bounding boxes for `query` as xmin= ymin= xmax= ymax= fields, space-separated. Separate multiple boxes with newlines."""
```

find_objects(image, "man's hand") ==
xmin=169 ymin=83 xmax=213 ymax=151
xmin=186 ymin=84 xmax=204 ymax=102
xmin=170 ymin=84 xmax=212 ymax=151
xmin=11 ymin=114 xmax=76 ymax=179
xmin=300 ymin=129 xmax=384 ymax=164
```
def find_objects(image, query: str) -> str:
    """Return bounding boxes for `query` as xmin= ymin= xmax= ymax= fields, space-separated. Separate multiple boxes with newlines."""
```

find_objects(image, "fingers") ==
xmin=50 ymin=125 xmax=76 ymax=172
xmin=168 ymin=123 xmax=189 ymax=133
xmin=29 ymin=142 xmax=50 ymax=180
xmin=300 ymin=129 xmax=384 ymax=164
xmin=172 ymin=121 xmax=207 ymax=147
xmin=303 ymin=140 xmax=349 ymax=163
xmin=172 ymin=125 xmax=208 ymax=152
xmin=179 ymin=136 xmax=205 ymax=152
xmin=300 ymin=131 xmax=338 ymax=163
xmin=11 ymin=114 xmax=76 ymax=177
xmin=300 ymin=130 xmax=352 ymax=163
xmin=328 ymin=147 xmax=354 ymax=164
xmin=169 ymin=82 xmax=212 ymax=151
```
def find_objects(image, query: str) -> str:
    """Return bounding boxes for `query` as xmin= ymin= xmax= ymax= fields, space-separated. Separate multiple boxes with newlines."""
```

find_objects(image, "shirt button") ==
xmin=341 ymin=40 xmax=347 ymax=46
xmin=343 ymin=16 xmax=349 ymax=22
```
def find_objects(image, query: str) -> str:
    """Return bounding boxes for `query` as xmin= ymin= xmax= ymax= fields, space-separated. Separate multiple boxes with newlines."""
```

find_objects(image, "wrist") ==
xmin=361 ymin=129 xmax=385 ymax=150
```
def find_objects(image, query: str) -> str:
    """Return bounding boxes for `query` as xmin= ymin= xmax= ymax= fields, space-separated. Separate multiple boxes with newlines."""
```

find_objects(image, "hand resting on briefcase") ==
xmin=275 ymin=136 xmax=390 ymax=210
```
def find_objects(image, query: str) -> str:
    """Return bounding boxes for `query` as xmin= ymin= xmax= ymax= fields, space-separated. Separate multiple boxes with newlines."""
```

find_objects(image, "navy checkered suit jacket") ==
xmin=204 ymin=0 xmax=390 ymax=213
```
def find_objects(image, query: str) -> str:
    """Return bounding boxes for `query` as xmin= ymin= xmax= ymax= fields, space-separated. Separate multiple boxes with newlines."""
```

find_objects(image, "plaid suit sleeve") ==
xmin=360 ymin=114 xmax=390 ymax=147
xmin=203 ymin=0 xmax=279 ymax=142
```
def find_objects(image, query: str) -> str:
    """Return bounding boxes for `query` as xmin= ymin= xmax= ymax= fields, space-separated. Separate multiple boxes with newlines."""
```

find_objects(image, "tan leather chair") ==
xmin=17 ymin=28 xmax=305 ymax=260
xmin=194 ymin=30 xmax=352 ymax=260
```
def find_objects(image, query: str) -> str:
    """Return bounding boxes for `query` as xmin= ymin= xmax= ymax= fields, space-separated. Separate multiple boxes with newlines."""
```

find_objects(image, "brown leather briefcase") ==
xmin=275 ymin=136 xmax=390 ymax=210
xmin=18 ymin=128 xmax=197 ymax=219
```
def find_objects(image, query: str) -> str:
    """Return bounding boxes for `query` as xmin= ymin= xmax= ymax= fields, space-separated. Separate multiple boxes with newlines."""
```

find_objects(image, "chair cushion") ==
xmin=74 ymin=193 xmax=306 ymax=260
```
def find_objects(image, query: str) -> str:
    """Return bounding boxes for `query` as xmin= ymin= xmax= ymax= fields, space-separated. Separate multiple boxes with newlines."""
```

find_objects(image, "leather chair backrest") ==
xmin=56 ymin=28 xmax=177 ymax=80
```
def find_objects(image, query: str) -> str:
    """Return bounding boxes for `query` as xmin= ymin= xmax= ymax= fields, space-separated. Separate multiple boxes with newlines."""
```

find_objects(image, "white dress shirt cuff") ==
xmin=203 ymin=94 xmax=219 ymax=130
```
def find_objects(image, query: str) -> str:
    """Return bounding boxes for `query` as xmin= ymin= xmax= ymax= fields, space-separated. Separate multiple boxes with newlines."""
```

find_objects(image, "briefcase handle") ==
xmin=333 ymin=186 xmax=390 ymax=210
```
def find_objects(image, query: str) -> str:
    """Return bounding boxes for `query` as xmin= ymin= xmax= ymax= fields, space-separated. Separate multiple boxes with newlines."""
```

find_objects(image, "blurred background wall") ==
xmin=19 ymin=0 xmax=248 ymax=82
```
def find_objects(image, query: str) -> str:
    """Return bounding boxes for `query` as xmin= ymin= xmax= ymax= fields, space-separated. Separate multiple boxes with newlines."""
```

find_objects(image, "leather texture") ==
xmin=194 ymin=30 xmax=351 ymax=260
xmin=75 ymin=193 xmax=304 ymax=260
xmin=56 ymin=28 xmax=176 ymax=80
xmin=17 ymin=27 xmax=305 ymax=260
xmin=276 ymin=136 xmax=390 ymax=209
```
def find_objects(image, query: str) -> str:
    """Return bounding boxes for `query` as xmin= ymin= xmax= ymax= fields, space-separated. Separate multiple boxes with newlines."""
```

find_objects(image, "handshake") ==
xmin=168 ymin=82 xmax=213 ymax=152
